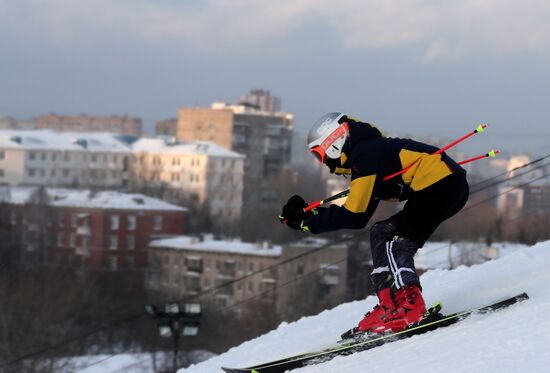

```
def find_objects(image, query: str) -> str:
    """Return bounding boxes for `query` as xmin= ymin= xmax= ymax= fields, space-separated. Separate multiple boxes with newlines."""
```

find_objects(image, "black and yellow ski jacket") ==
xmin=303 ymin=118 xmax=466 ymax=234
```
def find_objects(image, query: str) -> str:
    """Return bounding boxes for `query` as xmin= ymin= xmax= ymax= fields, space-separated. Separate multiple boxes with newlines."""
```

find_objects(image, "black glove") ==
xmin=280 ymin=195 xmax=308 ymax=230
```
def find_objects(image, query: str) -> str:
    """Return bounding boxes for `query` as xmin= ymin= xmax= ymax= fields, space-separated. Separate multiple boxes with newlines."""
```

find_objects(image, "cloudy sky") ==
xmin=1 ymin=0 xmax=550 ymax=153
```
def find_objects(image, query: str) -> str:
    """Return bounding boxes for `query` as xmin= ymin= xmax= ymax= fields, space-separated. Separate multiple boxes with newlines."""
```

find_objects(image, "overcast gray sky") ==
xmin=1 ymin=0 xmax=549 ymax=154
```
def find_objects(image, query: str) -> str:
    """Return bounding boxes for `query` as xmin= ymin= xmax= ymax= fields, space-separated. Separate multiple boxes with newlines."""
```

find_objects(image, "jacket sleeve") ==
xmin=303 ymin=173 xmax=379 ymax=234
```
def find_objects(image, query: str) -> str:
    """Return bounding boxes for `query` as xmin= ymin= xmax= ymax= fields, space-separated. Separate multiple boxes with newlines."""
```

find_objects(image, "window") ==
xmin=110 ymin=215 xmax=119 ymax=230
xmin=109 ymin=235 xmax=118 ymax=250
xmin=70 ymin=233 xmax=76 ymax=247
xmin=82 ymin=237 xmax=90 ymax=252
xmin=127 ymin=215 xmax=136 ymax=230
xmin=71 ymin=213 xmax=78 ymax=227
xmin=51 ymin=170 xmax=56 ymax=177
xmin=41 ymin=152 xmax=46 ymax=160
xmin=29 ymin=152 xmax=36 ymax=160
xmin=27 ymin=168 xmax=35 ymax=177
xmin=57 ymin=232 xmax=64 ymax=246
xmin=127 ymin=235 xmax=135 ymax=250
xmin=153 ymin=215 xmax=162 ymax=231
xmin=108 ymin=256 xmax=117 ymax=270
xmin=0 ymin=169 xmax=3 ymax=178
xmin=186 ymin=257 xmax=203 ymax=272
xmin=10 ymin=211 xmax=17 ymax=224
xmin=58 ymin=212 xmax=65 ymax=227
xmin=125 ymin=256 xmax=134 ymax=269
xmin=62 ymin=169 xmax=70 ymax=177
xmin=63 ymin=153 xmax=70 ymax=162
xmin=0 ymin=151 xmax=4 ymax=159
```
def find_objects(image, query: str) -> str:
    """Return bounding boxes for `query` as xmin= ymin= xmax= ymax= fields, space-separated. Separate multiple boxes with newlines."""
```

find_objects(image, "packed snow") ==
xmin=182 ymin=240 xmax=550 ymax=372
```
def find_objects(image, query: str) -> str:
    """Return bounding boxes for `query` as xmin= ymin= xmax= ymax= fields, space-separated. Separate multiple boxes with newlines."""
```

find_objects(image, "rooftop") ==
xmin=2 ymin=187 xmax=187 ymax=211
xmin=0 ymin=129 xmax=132 ymax=152
xmin=132 ymin=137 xmax=244 ymax=159
xmin=150 ymin=236 xmax=282 ymax=257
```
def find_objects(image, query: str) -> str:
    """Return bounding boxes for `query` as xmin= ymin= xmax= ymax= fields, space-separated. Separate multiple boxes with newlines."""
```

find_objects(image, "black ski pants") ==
xmin=370 ymin=173 xmax=469 ymax=293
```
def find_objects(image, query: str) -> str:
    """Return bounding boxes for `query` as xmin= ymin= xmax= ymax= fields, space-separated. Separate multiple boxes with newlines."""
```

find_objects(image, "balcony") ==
xmin=75 ymin=246 xmax=90 ymax=257
xmin=320 ymin=275 xmax=339 ymax=286
xmin=76 ymin=226 xmax=91 ymax=235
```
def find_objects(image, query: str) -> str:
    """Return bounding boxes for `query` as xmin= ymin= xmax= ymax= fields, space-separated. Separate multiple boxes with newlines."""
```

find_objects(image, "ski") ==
xmin=221 ymin=292 xmax=529 ymax=373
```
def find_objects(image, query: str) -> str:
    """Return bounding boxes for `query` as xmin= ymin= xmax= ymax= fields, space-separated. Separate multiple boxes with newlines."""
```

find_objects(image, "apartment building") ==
xmin=131 ymin=138 xmax=245 ymax=229
xmin=0 ymin=130 xmax=132 ymax=188
xmin=146 ymin=237 xmax=348 ymax=319
xmin=155 ymin=119 xmax=178 ymax=138
xmin=496 ymin=155 xmax=550 ymax=218
xmin=177 ymin=102 xmax=293 ymax=205
xmin=1 ymin=187 xmax=187 ymax=271
xmin=238 ymin=89 xmax=281 ymax=113
xmin=36 ymin=114 xmax=143 ymax=136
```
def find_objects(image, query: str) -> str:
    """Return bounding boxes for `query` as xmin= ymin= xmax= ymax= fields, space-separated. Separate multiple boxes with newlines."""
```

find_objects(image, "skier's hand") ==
xmin=280 ymin=195 xmax=308 ymax=230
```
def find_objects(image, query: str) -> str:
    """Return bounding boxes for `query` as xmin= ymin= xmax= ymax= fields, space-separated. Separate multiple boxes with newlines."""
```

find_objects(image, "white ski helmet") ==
xmin=307 ymin=112 xmax=350 ymax=163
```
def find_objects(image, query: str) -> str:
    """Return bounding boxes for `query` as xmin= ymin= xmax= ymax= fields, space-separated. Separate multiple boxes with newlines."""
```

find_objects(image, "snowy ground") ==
xmin=182 ymin=240 xmax=550 ymax=373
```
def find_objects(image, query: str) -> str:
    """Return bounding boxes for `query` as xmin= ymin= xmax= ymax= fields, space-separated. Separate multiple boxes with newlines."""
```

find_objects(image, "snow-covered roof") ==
xmin=150 ymin=236 xmax=282 ymax=257
xmin=2 ymin=187 xmax=187 ymax=211
xmin=0 ymin=129 xmax=132 ymax=152
xmin=132 ymin=138 xmax=244 ymax=159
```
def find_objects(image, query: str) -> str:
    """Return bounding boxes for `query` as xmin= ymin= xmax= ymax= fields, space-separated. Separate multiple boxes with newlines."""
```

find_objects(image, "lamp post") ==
xmin=145 ymin=302 xmax=202 ymax=372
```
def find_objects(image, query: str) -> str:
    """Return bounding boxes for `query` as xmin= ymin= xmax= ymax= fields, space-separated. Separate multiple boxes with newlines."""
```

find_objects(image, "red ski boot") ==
xmin=384 ymin=285 xmax=426 ymax=332
xmin=356 ymin=288 xmax=396 ymax=334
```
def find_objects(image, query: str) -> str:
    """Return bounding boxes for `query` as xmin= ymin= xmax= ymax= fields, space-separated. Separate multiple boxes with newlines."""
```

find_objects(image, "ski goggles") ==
xmin=310 ymin=145 xmax=327 ymax=163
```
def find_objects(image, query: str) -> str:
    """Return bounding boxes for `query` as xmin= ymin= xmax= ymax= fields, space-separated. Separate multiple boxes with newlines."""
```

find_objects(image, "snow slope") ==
xmin=182 ymin=240 xmax=550 ymax=373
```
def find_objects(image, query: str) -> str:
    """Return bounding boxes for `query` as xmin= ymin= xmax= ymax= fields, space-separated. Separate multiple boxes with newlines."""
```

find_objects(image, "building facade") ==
xmin=146 ymin=237 xmax=348 ymax=319
xmin=238 ymin=89 xmax=282 ymax=113
xmin=177 ymin=102 xmax=293 ymax=205
xmin=36 ymin=114 xmax=142 ymax=136
xmin=496 ymin=155 xmax=550 ymax=218
xmin=155 ymin=119 xmax=178 ymax=138
xmin=131 ymin=138 xmax=244 ymax=230
xmin=0 ymin=130 xmax=132 ymax=188
xmin=1 ymin=187 xmax=187 ymax=271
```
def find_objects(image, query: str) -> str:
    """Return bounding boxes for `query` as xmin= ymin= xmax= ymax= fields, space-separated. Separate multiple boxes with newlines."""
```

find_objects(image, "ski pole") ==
xmin=382 ymin=124 xmax=487 ymax=181
xmin=457 ymin=149 xmax=500 ymax=166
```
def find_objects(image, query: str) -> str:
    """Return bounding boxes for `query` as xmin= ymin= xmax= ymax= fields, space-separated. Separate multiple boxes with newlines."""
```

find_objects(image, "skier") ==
xmin=280 ymin=112 xmax=469 ymax=335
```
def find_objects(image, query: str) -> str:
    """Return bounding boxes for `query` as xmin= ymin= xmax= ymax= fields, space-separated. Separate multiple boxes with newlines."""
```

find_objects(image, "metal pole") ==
xmin=173 ymin=320 xmax=180 ymax=373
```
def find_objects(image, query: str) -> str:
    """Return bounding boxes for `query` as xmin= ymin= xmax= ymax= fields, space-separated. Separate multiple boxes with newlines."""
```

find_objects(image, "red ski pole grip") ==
xmin=304 ymin=200 xmax=322 ymax=212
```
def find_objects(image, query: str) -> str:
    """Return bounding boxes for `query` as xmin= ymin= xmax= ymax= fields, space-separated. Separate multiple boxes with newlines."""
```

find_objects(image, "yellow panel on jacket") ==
xmin=399 ymin=149 xmax=453 ymax=191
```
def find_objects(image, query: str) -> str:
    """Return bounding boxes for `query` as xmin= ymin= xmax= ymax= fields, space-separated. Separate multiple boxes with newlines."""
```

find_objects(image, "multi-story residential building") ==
xmin=0 ymin=116 xmax=37 ymax=130
xmin=238 ymin=89 xmax=281 ymax=113
xmin=36 ymin=114 xmax=142 ymax=136
xmin=146 ymin=236 xmax=348 ymax=319
xmin=1 ymin=187 xmax=187 ymax=271
xmin=131 ymin=138 xmax=244 ymax=230
xmin=177 ymin=102 xmax=293 ymax=205
xmin=155 ymin=119 xmax=178 ymax=138
xmin=496 ymin=155 xmax=549 ymax=218
xmin=0 ymin=130 xmax=132 ymax=188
